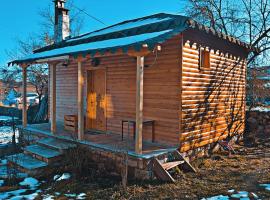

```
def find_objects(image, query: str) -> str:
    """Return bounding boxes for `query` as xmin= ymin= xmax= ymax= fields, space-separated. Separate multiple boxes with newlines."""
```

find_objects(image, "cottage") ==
xmin=8 ymin=0 xmax=254 ymax=180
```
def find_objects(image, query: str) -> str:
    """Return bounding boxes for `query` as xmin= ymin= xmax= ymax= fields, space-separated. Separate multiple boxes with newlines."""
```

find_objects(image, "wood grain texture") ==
xmin=179 ymin=32 xmax=246 ymax=152
xmin=50 ymin=36 xmax=181 ymax=145
xmin=49 ymin=64 xmax=56 ymax=133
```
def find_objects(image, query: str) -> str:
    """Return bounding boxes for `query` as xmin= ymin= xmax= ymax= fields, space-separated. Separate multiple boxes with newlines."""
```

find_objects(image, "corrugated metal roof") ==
xmin=9 ymin=13 xmax=255 ymax=65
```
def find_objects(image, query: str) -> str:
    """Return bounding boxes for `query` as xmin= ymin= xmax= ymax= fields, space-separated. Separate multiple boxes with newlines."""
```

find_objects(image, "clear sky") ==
xmin=0 ymin=0 xmax=187 ymax=66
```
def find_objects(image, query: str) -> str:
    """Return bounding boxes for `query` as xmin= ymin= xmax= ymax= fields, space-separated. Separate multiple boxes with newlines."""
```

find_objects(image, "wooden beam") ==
xmin=22 ymin=65 xmax=27 ymax=127
xmin=77 ymin=57 xmax=84 ymax=140
xmin=135 ymin=56 xmax=144 ymax=154
xmin=50 ymin=63 xmax=57 ymax=134
xmin=127 ymin=48 xmax=151 ymax=57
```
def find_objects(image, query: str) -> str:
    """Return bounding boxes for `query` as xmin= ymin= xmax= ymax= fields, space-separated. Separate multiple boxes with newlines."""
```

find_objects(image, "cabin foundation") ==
xmin=17 ymin=123 xmax=177 ymax=180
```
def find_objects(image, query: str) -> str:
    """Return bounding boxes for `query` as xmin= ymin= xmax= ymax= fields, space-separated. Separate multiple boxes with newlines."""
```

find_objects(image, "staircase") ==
xmin=7 ymin=137 xmax=77 ymax=176
xmin=152 ymin=150 xmax=196 ymax=183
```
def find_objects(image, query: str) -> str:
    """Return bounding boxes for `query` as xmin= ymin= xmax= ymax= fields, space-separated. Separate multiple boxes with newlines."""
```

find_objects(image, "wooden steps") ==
xmin=7 ymin=153 xmax=47 ymax=176
xmin=6 ymin=137 xmax=77 ymax=177
xmin=24 ymin=144 xmax=62 ymax=164
xmin=153 ymin=150 xmax=196 ymax=183
xmin=161 ymin=161 xmax=185 ymax=171
xmin=37 ymin=137 xmax=77 ymax=153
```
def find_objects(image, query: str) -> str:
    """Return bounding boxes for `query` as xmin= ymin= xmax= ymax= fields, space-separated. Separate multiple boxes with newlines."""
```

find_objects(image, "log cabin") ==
xmin=8 ymin=0 xmax=255 ymax=179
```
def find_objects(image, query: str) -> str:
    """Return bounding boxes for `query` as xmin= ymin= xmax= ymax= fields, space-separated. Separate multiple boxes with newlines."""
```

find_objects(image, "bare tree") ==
xmin=1 ymin=1 xmax=85 ymax=122
xmin=247 ymin=67 xmax=270 ymax=109
xmin=186 ymin=0 xmax=270 ymax=66
xmin=186 ymin=0 xmax=270 ymax=111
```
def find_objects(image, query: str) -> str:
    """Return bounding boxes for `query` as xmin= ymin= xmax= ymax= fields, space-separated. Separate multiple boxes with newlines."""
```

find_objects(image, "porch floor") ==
xmin=20 ymin=123 xmax=177 ymax=159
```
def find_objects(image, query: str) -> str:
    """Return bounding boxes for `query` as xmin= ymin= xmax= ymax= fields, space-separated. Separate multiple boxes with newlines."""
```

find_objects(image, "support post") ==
xmin=22 ymin=65 xmax=27 ymax=127
xmin=135 ymin=56 xmax=144 ymax=154
xmin=50 ymin=63 xmax=57 ymax=133
xmin=78 ymin=58 xmax=84 ymax=140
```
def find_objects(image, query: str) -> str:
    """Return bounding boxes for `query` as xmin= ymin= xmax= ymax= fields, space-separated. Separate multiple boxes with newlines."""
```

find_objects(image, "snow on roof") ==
xmin=68 ymin=17 xmax=173 ymax=42
xmin=12 ymin=29 xmax=178 ymax=64
xmin=9 ymin=13 xmax=254 ymax=65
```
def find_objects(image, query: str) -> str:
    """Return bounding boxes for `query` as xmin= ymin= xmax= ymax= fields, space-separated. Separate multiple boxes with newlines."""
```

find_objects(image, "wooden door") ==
xmin=86 ymin=69 xmax=106 ymax=131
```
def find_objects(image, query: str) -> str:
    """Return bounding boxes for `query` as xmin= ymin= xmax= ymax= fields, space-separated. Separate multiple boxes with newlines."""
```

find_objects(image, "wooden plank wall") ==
xmin=179 ymin=33 xmax=247 ymax=152
xmin=52 ymin=36 xmax=181 ymax=145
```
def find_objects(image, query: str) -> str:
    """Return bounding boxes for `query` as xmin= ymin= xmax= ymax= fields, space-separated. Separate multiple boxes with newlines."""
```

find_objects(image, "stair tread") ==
xmin=161 ymin=160 xmax=185 ymax=170
xmin=37 ymin=138 xmax=76 ymax=150
xmin=7 ymin=153 xmax=47 ymax=170
xmin=24 ymin=144 xmax=62 ymax=159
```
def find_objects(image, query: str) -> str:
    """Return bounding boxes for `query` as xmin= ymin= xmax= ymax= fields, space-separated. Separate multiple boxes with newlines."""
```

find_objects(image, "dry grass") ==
xmin=36 ymin=140 xmax=270 ymax=200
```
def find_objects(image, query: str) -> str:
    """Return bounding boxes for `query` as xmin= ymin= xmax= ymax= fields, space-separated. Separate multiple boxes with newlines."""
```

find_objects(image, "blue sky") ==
xmin=0 ymin=0 xmax=187 ymax=66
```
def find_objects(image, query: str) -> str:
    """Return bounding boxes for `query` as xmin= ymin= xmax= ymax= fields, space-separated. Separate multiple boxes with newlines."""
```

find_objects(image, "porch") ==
xmin=18 ymin=122 xmax=177 ymax=159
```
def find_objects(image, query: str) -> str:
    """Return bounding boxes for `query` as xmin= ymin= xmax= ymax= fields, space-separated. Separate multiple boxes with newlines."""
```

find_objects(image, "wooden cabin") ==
xmin=9 ymin=2 xmax=254 ymax=179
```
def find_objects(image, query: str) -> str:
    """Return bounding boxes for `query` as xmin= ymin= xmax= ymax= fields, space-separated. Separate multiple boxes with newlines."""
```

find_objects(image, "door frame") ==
xmin=86 ymin=67 xmax=107 ymax=132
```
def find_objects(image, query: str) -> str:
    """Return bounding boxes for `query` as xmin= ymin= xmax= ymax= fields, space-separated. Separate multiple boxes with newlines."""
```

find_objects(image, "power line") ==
xmin=70 ymin=4 xmax=108 ymax=26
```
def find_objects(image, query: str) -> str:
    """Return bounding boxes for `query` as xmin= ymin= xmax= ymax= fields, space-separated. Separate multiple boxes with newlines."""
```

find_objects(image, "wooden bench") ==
xmin=121 ymin=119 xmax=155 ymax=142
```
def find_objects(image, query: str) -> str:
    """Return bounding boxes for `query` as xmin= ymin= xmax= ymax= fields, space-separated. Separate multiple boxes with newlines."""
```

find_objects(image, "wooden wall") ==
xmin=50 ymin=30 xmax=247 ymax=150
xmin=179 ymin=30 xmax=247 ymax=152
xmin=52 ymin=36 xmax=181 ymax=145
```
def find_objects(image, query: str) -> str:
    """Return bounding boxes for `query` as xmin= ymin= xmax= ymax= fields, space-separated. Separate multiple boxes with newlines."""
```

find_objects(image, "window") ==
xmin=199 ymin=49 xmax=210 ymax=69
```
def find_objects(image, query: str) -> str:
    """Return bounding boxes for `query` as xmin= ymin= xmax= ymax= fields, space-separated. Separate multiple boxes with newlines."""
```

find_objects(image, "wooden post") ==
xmin=50 ymin=63 xmax=57 ymax=133
xmin=135 ymin=56 xmax=144 ymax=154
xmin=22 ymin=65 xmax=27 ymax=127
xmin=78 ymin=57 xmax=84 ymax=140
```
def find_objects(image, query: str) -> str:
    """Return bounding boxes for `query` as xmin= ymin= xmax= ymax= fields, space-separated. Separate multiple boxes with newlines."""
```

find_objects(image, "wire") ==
xmin=69 ymin=3 xmax=108 ymax=26
xmin=69 ymin=3 xmax=130 ymax=39
xmin=69 ymin=3 xmax=160 ymax=65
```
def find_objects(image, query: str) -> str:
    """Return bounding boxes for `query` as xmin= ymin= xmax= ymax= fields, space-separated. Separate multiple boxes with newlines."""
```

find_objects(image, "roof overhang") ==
xmin=9 ymin=28 xmax=184 ymax=66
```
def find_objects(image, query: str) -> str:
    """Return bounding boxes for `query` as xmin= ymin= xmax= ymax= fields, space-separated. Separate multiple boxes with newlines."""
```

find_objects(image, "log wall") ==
xmin=50 ymin=31 xmax=247 ymax=150
xmin=179 ymin=31 xmax=247 ymax=152
xmin=52 ymin=36 xmax=181 ymax=145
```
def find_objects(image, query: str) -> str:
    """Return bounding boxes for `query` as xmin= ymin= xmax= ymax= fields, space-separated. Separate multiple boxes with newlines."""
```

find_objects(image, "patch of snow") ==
xmin=77 ymin=193 xmax=86 ymax=199
xmin=68 ymin=17 xmax=173 ymax=42
xmin=55 ymin=173 xmax=71 ymax=181
xmin=0 ymin=116 xmax=19 ymax=121
xmin=19 ymin=177 xmax=39 ymax=189
xmin=227 ymin=189 xmax=235 ymax=193
xmin=43 ymin=194 xmax=55 ymax=200
xmin=19 ymin=192 xmax=39 ymax=200
xmin=0 ymin=126 xmax=19 ymax=144
xmin=201 ymin=195 xmax=229 ymax=200
xmin=53 ymin=174 xmax=61 ymax=181
xmin=250 ymin=106 xmax=270 ymax=112
xmin=0 ymin=179 xmax=4 ymax=186
xmin=260 ymin=183 xmax=270 ymax=191
xmin=0 ymin=189 xmax=27 ymax=199
xmin=0 ymin=165 xmax=28 ymax=179
xmin=0 ymin=192 xmax=10 ymax=199
xmin=0 ymin=159 xmax=7 ymax=165
xmin=20 ymin=30 xmax=173 ymax=62
xmin=230 ymin=191 xmax=249 ymax=198
xmin=55 ymin=192 xmax=61 ymax=196
xmin=65 ymin=193 xmax=77 ymax=197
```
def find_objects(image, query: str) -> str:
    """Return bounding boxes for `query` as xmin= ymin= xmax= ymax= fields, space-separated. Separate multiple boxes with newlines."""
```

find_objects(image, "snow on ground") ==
xmin=0 ymin=116 xmax=19 ymax=122
xmin=202 ymin=189 xmax=264 ymax=200
xmin=0 ymin=169 xmax=86 ymax=200
xmin=19 ymin=177 xmax=40 ymax=189
xmin=54 ymin=173 xmax=71 ymax=181
xmin=260 ymin=184 xmax=270 ymax=191
xmin=0 ymin=179 xmax=4 ymax=186
xmin=0 ymin=125 xmax=19 ymax=144
xmin=250 ymin=106 xmax=270 ymax=112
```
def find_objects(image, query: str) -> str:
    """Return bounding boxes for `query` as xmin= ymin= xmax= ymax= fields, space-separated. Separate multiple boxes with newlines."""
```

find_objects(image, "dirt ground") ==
xmin=1 ymin=139 xmax=269 ymax=199
xmin=34 ymin=139 xmax=270 ymax=200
